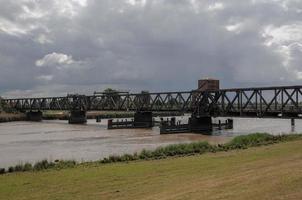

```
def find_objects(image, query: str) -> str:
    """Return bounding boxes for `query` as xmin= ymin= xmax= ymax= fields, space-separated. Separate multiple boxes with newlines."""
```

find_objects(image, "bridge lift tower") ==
xmin=189 ymin=78 xmax=220 ymax=132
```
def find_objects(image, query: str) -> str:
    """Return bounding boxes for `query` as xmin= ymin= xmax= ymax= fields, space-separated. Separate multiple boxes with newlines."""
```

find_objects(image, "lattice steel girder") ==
xmin=3 ymin=85 xmax=302 ymax=118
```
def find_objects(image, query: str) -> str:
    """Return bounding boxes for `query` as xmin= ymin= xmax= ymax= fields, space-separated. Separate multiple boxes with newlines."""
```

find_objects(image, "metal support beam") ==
xmin=4 ymin=85 xmax=302 ymax=119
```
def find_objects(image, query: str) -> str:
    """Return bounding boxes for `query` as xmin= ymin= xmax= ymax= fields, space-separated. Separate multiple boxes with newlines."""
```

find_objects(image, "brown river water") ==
xmin=0 ymin=116 xmax=301 ymax=168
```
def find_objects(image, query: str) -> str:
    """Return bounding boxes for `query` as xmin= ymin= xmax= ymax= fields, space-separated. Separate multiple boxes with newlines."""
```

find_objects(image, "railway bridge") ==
xmin=2 ymin=79 xmax=302 ymax=132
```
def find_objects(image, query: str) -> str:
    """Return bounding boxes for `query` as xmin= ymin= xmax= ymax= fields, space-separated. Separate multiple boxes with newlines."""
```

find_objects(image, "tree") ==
xmin=103 ymin=88 xmax=118 ymax=94
xmin=0 ymin=97 xmax=10 ymax=112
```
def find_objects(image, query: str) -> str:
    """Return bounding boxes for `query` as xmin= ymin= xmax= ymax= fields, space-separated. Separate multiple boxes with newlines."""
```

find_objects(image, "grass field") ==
xmin=1 ymin=140 xmax=302 ymax=200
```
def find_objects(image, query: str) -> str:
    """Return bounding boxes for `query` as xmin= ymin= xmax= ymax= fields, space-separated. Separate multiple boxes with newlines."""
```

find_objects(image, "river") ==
xmin=0 ymin=117 xmax=301 ymax=168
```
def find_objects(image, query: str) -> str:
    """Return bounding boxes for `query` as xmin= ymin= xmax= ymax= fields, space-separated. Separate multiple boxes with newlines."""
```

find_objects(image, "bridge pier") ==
xmin=26 ymin=111 xmax=43 ymax=122
xmin=189 ymin=116 xmax=212 ymax=133
xmin=134 ymin=111 xmax=153 ymax=128
xmin=69 ymin=111 xmax=87 ymax=124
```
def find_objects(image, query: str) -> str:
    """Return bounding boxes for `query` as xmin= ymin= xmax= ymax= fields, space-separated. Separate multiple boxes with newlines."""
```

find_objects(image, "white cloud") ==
xmin=252 ymin=0 xmax=302 ymax=11
xmin=72 ymin=0 xmax=88 ymax=7
xmin=262 ymin=24 xmax=302 ymax=79
xmin=262 ymin=24 xmax=302 ymax=46
xmin=225 ymin=23 xmax=242 ymax=34
xmin=36 ymin=52 xmax=75 ymax=68
xmin=0 ymin=18 xmax=32 ymax=36
xmin=126 ymin=0 xmax=146 ymax=7
xmin=52 ymin=0 xmax=88 ymax=17
xmin=208 ymin=2 xmax=224 ymax=11
xmin=34 ymin=34 xmax=53 ymax=44
xmin=297 ymin=71 xmax=302 ymax=79
xmin=20 ymin=5 xmax=47 ymax=19
xmin=286 ymin=43 xmax=302 ymax=79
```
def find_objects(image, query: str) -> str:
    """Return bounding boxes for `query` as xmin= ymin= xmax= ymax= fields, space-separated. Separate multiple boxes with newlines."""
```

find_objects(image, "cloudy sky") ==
xmin=0 ymin=0 xmax=302 ymax=97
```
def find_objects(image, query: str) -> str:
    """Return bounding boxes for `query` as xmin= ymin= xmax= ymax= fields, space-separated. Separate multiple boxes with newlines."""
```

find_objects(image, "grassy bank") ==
xmin=1 ymin=136 xmax=302 ymax=199
xmin=1 ymin=133 xmax=302 ymax=174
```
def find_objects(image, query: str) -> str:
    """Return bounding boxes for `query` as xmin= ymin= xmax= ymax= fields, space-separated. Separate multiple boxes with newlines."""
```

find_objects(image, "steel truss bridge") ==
xmin=3 ymin=85 xmax=302 ymax=118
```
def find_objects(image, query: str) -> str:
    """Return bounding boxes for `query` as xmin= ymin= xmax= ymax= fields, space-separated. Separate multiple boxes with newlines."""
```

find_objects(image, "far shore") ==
xmin=0 ymin=111 xmax=182 ymax=123
xmin=0 ymin=112 xmax=26 ymax=123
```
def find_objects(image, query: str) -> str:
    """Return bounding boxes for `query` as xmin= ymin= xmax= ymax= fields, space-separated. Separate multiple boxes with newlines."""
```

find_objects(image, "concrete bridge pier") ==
xmin=291 ymin=118 xmax=295 ymax=126
xmin=26 ymin=111 xmax=43 ymax=122
xmin=134 ymin=111 xmax=153 ymax=128
xmin=189 ymin=115 xmax=212 ymax=133
xmin=69 ymin=110 xmax=87 ymax=124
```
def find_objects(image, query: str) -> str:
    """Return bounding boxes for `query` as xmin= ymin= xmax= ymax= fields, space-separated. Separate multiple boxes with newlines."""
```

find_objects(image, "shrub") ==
xmin=14 ymin=164 xmax=24 ymax=172
xmin=139 ymin=149 xmax=153 ymax=159
xmin=0 ymin=168 xmax=5 ymax=174
xmin=132 ymin=152 xmax=139 ymax=160
xmin=108 ymin=155 xmax=122 ymax=163
xmin=278 ymin=134 xmax=302 ymax=142
xmin=225 ymin=133 xmax=275 ymax=149
xmin=120 ymin=154 xmax=136 ymax=162
xmin=8 ymin=166 xmax=14 ymax=173
xmin=23 ymin=163 xmax=33 ymax=171
xmin=100 ymin=158 xmax=110 ymax=164
xmin=55 ymin=160 xmax=77 ymax=169
xmin=151 ymin=147 xmax=166 ymax=158
xmin=33 ymin=160 xmax=55 ymax=171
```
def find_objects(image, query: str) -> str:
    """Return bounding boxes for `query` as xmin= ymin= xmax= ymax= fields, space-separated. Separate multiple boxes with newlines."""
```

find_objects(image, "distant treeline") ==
xmin=43 ymin=111 xmax=183 ymax=120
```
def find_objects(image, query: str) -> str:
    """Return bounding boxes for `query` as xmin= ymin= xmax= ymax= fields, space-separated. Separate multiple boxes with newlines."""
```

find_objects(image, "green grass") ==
xmin=1 ymin=138 xmax=302 ymax=200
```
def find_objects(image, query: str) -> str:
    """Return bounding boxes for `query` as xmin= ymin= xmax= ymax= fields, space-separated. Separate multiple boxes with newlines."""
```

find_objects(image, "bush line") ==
xmin=0 ymin=160 xmax=77 ymax=175
xmin=1 ymin=133 xmax=302 ymax=175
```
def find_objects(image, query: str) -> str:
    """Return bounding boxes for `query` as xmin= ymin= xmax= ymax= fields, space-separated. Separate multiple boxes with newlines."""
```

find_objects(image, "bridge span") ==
xmin=2 ymin=80 xmax=302 ymax=132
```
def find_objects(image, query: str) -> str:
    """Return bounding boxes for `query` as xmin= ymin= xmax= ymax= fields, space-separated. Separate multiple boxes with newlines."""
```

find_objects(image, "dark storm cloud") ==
xmin=0 ymin=0 xmax=302 ymax=97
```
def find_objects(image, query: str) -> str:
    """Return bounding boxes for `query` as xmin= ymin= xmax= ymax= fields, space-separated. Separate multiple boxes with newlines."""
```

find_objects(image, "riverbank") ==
xmin=0 ymin=111 xmax=183 ymax=122
xmin=43 ymin=111 xmax=183 ymax=120
xmin=0 ymin=112 xmax=26 ymax=123
xmin=1 ymin=135 xmax=302 ymax=199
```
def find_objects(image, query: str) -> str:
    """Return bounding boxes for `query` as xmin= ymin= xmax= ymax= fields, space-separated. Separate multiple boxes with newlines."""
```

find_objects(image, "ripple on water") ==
xmin=0 ymin=117 xmax=301 ymax=168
